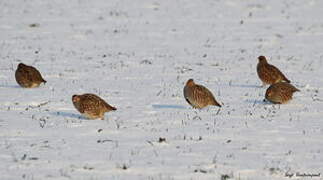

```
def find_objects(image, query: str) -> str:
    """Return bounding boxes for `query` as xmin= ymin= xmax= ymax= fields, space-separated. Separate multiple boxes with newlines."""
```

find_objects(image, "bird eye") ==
xmin=72 ymin=96 xmax=79 ymax=102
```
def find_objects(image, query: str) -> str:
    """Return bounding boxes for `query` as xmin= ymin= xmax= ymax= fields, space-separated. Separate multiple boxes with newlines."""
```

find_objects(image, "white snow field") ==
xmin=1 ymin=0 xmax=323 ymax=179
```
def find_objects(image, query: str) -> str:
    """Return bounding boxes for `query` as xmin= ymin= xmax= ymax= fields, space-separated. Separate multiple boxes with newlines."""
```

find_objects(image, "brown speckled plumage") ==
xmin=15 ymin=63 xmax=47 ymax=88
xmin=72 ymin=93 xmax=116 ymax=120
xmin=265 ymin=82 xmax=300 ymax=104
xmin=183 ymin=79 xmax=221 ymax=109
xmin=257 ymin=56 xmax=290 ymax=86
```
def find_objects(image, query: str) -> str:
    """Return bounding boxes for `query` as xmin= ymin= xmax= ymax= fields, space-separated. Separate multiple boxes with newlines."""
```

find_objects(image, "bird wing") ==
xmin=18 ymin=67 xmax=33 ymax=82
xmin=195 ymin=85 xmax=212 ymax=99
xmin=27 ymin=66 xmax=46 ymax=82
xmin=81 ymin=94 xmax=101 ymax=112
xmin=195 ymin=85 xmax=221 ymax=107
xmin=83 ymin=94 xmax=115 ymax=112
xmin=282 ymin=83 xmax=300 ymax=93
xmin=267 ymin=64 xmax=290 ymax=83
xmin=199 ymin=86 xmax=221 ymax=107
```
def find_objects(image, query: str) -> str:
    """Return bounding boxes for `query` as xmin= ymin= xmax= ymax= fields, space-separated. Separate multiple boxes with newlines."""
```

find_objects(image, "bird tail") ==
xmin=212 ymin=100 xmax=222 ymax=107
xmin=110 ymin=106 xmax=117 ymax=111
xmin=42 ymin=79 xmax=47 ymax=84
xmin=283 ymin=76 xmax=291 ymax=83
xmin=294 ymin=87 xmax=300 ymax=92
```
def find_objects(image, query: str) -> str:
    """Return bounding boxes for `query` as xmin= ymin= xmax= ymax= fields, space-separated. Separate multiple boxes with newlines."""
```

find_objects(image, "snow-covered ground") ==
xmin=1 ymin=0 xmax=323 ymax=179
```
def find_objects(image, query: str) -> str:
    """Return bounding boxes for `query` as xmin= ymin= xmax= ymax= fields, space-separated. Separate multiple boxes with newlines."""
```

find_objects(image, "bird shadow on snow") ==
xmin=0 ymin=84 xmax=21 ymax=88
xmin=229 ymin=83 xmax=262 ymax=89
xmin=245 ymin=99 xmax=272 ymax=105
xmin=50 ymin=111 xmax=87 ymax=120
xmin=152 ymin=104 xmax=187 ymax=109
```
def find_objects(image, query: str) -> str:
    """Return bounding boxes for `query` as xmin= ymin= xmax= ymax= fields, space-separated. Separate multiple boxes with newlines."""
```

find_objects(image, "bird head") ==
xmin=72 ymin=95 xmax=81 ymax=103
xmin=186 ymin=79 xmax=195 ymax=86
xmin=258 ymin=56 xmax=268 ymax=63
xmin=18 ymin=63 xmax=27 ymax=69
xmin=265 ymin=89 xmax=273 ymax=99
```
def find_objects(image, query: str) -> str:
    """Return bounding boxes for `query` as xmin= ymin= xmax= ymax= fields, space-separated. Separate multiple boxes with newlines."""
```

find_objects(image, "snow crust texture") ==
xmin=1 ymin=0 xmax=323 ymax=179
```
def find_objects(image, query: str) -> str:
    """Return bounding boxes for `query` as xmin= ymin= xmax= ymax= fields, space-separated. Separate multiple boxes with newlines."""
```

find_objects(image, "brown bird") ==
xmin=15 ymin=63 xmax=47 ymax=88
xmin=183 ymin=79 xmax=221 ymax=109
xmin=72 ymin=93 xmax=116 ymax=120
xmin=257 ymin=56 xmax=290 ymax=87
xmin=265 ymin=82 xmax=300 ymax=104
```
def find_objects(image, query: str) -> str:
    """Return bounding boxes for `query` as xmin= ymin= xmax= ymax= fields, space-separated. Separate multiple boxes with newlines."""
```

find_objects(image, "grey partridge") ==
xmin=15 ymin=63 xmax=46 ymax=88
xmin=265 ymin=82 xmax=300 ymax=104
xmin=183 ymin=79 xmax=221 ymax=109
xmin=257 ymin=56 xmax=290 ymax=86
xmin=72 ymin=93 xmax=116 ymax=120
